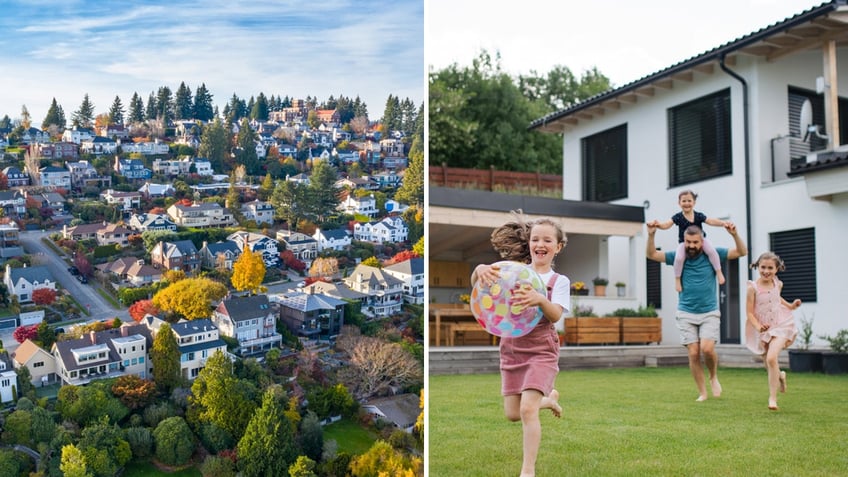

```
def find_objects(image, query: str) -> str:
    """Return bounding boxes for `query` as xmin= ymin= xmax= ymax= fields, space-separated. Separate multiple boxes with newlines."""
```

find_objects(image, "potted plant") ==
xmin=564 ymin=304 xmax=620 ymax=345
xmin=615 ymin=281 xmax=626 ymax=297
xmin=820 ymin=329 xmax=848 ymax=375
xmin=788 ymin=314 xmax=823 ymax=373
xmin=570 ymin=281 xmax=589 ymax=296
xmin=592 ymin=277 xmax=608 ymax=297
xmin=609 ymin=305 xmax=662 ymax=345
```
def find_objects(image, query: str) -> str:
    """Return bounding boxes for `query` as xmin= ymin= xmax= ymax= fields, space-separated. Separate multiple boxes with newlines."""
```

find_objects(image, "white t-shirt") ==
xmin=537 ymin=270 xmax=571 ymax=318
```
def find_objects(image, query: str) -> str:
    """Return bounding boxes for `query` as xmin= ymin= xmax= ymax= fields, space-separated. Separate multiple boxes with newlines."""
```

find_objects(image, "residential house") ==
xmin=0 ymin=354 xmax=17 ymax=404
xmin=241 ymin=200 xmax=274 ymax=225
xmin=128 ymin=213 xmax=177 ymax=233
xmin=0 ymin=190 xmax=25 ymax=217
xmin=362 ymin=393 xmax=420 ymax=431
xmin=212 ymin=295 xmax=281 ymax=356
xmin=120 ymin=140 xmax=169 ymax=155
xmin=453 ymin=1 xmax=848 ymax=343
xmin=27 ymin=191 xmax=67 ymax=215
xmin=138 ymin=182 xmax=176 ymax=198
xmin=38 ymin=165 xmax=72 ymax=188
xmin=80 ymin=136 xmax=118 ymax=155
xmin=153 ymin=317 xmax=228 ymax=381
xmin=96 ymin=223 xmax=134 ymax=246
xmin=339 ymin=193 xmax=378 ymax=218
xmin=4 ymin=264 xmax=56 ymax=303
xmin=199 ymin=240 xmax=242 ymax=270
xmin=227 ymin=230 xmax=279 ymax=267
xmin=384 ymin=199 xmax=409 ymax=214
xmin=2 ymin=166 xmax=29 ymax=187
xmin=373 ymin=171 xmax=403 ymax=189
xmin=286 ymin=172 xmax=311 ymax=185
xmin=12 ymin=339 xmax=58 ymax=386
xmin=276 ymin=291 xmax=346 ymax=341
xmin=315 ymin=109 xmax=340 ymax=125
xmin=335 ymin=176 xmax=379 ymax=191
xmin=100 ymin=189 xmax=142 ymax=212
xmin=63 ymin=222 xmax=105 ymax=241
xmin=353 ymin=216 xmax=408 ymax=244
xmin=383 ymin=258 xmax=424 ymax=305
xmin=96 ymin=257 xmax=162 ymax=287
xmin=101 ymin=124 xmax=129 ymax=139
xmin=382 ymin=156 xmax=408 ymax=170
xmin=20 ymin=127 xmax=49 ymax=144
xmin=29 ymin=141 xmax=80 ymax=160
xmin=52 ymin=324 xmax=153 ymax=385
xmin=151 ymin=240 xmax=201 ymax=274
xmin=62 ymin=127 xmax=94 ymax=144
xmin=313 ymin=227 xmax=351 ymax=252
xmin=335 ymin=150 xmax=360 ymax=165
xmin=0 ymin=221 xmax=23 ymax=258
xmin=299 ymin=280 xmax=368 ymax=304
xmin=114 ymin=157 xmax=152 ymax=180
xmin=343 ymin=264 xmax=404 ymax=317
xmin=193 ymin=158 xmax=213 ymax=176
xmin=67 ymin=160 xmax=111 ymax=191
xmin=275 ymin=230 xmax=318 ymax=268
xmin=167 ymin=202 xmax=236 ymax=228
xmin=380 ymin=138 xmax=404 ymax=157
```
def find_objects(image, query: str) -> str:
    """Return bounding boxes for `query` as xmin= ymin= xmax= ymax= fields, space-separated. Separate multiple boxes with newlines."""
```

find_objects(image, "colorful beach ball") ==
xmin=470 ymin=261 xmax=546 ymax=338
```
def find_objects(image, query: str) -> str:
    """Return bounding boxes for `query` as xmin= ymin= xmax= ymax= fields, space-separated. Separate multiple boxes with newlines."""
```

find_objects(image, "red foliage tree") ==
xmin=280 ymin=250 xmax=306 ymax=273
xmin=149 ymin=206 xmax=166 ymax=215
xmin=387 ymin=249 xmax=420 ymax=265
xmin=112 ymin=375 xmax=157 ymax=409
xmin=31 ymin=288 xmax=57 ymax=305
xmin=13 ymin=324 xmax=39 ymax=343
xmin=74 ymin=254 xmax=93 ymax=277
xmin=0 ymin=172 xmax=8 ymax=190
xmin=128 ymin=299 xmax=159 ymax=322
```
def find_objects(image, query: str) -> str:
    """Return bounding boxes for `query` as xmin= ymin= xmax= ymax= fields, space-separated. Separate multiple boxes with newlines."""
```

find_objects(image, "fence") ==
xmin=429 ymin=163 xmax=562 ymax=195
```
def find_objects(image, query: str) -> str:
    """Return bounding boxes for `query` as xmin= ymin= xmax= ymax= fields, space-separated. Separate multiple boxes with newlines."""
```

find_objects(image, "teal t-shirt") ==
xmin=665 ymin=248 xmax=728 ymax=314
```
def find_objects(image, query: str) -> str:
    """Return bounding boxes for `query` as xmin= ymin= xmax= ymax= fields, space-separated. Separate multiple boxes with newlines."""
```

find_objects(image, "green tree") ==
xmin=152 ymin=416 xmax=195 ymax=466
xmin=200 ymin=455 xmax=237 ymax=477
xmin=307 ymin=160 xmax=339 ymax=222
xmin=191 ymin=350 xmax=258 ymax=440
xmin=395 ymin=139 xmax=424 ymax=207
xmin=231 ymin=248 xmax=266 ymax=293
xmin=174 ymin=81 xmax=193 ymax=120
xmin=298 ymin=411 xmax=324 ymax=462
xmin=200 ymin=118 xmax=231 ymax=172
xmin=128 ymin=92 xmax=145 ymax=123
xmin=349 ymin=440 xmax=421 ymax=477
xmin=124 ymin=426 xmax=153 ymax=458
xmin=270 ymin=179 xmax=307 ymax=229
xmin=60 ymin=444 xmax=92 ymax=477
xmin=236 ymin=117 xmax=261 ymax=175
xmin=250 ymin=92 xmax=269 ymax=120
xmin=288 ymin=456 xmax=318 ymax=477
xmin=2 ymin=408 xmax=32 ymax=445
xmin=155 ymin=85 xmax=174 ymax=122
xmin=31 ymin=405 xmax=56 ymax=445
xmin=194 ymin=83 xmax=215 ymax=121
xmin=259 ymin=173 xmax=274 ymax=201
xmin=42 ymin=97 xmax=67 ymax=130
xmin=72 ymin=93 xmax=95 ymax=129
xmin=78 ymin=417 xmax=132 ymax=477
xmin=151 ymin=323 xmax=181 ymax=392
xmin=57 ymin=383 xmax=129 ymax=426
xmin=108 ymin=95 xmax=125 ymax=125
xmin=237 ymin=387 xmax=297 ymax=477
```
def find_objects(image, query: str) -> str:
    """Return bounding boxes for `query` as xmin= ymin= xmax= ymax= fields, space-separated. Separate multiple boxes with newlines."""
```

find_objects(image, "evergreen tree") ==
xmin=235 ymin=117 xmax=260 ymax=175
xmin=237 ymin=387 xmax=297 ymax=477
xmin=381 ymin=94 xmax=400 ymax=132
xmin=307 ymin=160 xmax=339 ymax=222
xmin=250 ymin=92 xmax=269 ymax=121
xmin=128 ymin=92 xmax=145 ymax=123
xmin=151 ymin=323 xmax=181 ymax=393
xmin=226 ymin=93 xmax=246 ymax=123
xmin=193 ymin=83 xmax=215 ymax=121
xmin=270 ymin=180 xmax=306 ymax=230
xmin=71 ymin=93 xmax=95 ymax=128
xmin=198 ymin=118 xmax=230 ymax=172
xmin=353 ymin=95 xmax=368 ymax=120
xmin=108 ymin=95 xmax=125 ymax=125
xmin=42 ymin=97 xmax=66 ymax=129
xmin=155 ymin=86 xmax=173 ymax=122
xmin=145 ymin=92 xmax=157 ymax=120
xmin=174 ymin=81 xmax=193 ymax=120
xmin=191 ymin=350 xmax=258 ymax=440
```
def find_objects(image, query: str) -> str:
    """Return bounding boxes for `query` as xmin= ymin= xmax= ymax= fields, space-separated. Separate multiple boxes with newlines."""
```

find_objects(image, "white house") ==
xmin=313 ymin=228 xmax=351 ymax=252
xmin=339 ymin=193 xmax=378 ymax=218
xmin=4 ymin=264 xmax=56 ymax=303
xmin=212 ymin=295 xmax=281 ymax=356
xmin=227 ymin=230 xmax=279 ymax=267
xmin=241 ymin=200 xmax=275 ymax=225
xmin=523 ymin=2 xmax=848 ymax=344
xmin=0 ymin=355 xmax=18 ymax=404
xmin=383 ymin=257 xmax=424 ymax=305
xmin=276 ymin=230 xmax=318 ymax=268
xmin=353 ymin=216 xmax=408 ymax=244
xmin=343 ymin=264 xmax=404 ymax=317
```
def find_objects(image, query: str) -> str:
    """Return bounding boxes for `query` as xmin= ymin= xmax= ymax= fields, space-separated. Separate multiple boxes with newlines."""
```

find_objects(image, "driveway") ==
xmin=18 ymin=229 xmax=129 ymax=323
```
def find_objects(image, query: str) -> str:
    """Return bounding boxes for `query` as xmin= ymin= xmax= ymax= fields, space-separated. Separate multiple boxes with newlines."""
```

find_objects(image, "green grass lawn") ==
xmin=323 ymin=418 xmax=379 ymax=455
xmin=429 ymin=368 xmax=848 ymax=477
xmin=122 ymin=460 xmax=201 ymax=477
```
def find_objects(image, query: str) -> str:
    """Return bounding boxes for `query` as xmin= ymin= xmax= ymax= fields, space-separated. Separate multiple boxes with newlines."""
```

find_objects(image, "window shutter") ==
xmin=668 ymin=89 xmax=732 ymax=186
xmin=769 ymin=228 xmax=816 ymax=302
xmin=582 ymin=124 xmax=628 ymax=202
xmin=646 ymin=256 xmax=662 ymax=309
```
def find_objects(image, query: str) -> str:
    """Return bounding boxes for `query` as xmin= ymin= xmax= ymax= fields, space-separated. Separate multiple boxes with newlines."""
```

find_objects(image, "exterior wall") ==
xmin=559 ymin=50 xmax=848 ymax=344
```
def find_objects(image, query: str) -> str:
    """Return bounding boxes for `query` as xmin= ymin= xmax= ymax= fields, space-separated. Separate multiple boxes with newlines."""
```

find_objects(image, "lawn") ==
xmin=429 ymin=368 xmax=848 ymax=477
xmin=323 ymin=418 xmax=379 ymax=455
xmin=122 ymin=460 xmax=201 ymax=477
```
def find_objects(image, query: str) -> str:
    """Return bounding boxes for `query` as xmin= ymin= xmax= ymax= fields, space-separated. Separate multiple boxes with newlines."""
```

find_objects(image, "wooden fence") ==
xmin=429 ymin=163 xmax=562 ymax=195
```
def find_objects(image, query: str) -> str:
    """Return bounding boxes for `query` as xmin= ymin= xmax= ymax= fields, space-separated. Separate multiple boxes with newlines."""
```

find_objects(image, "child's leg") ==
xmin=504 ymin=394 xmax=521 ymax=422
xmin=674 ymin=242 xmax=685 ymax=292
xmin=539 ymin=389 xmax=561 ymax=418
xmin=764 ymin=338 xmax=787 ymax=409
xmin=702 ymin=238 xmax=726 ymax=284
xmin=519 ymin=390 xmax=544 ymax=477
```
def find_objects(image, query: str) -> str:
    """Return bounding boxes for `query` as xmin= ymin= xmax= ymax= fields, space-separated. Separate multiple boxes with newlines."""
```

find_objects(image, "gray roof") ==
xmin=385 ymin=257 xmax=423 ymax=275
xmin=218 ymin=295 xmax=272 ymax=322
xmin=7 ymin=265 xmax=53 ymax=286
xmin=365 ymin=393 xmax=420 ymax=428
xmin=52 ymin=324 xmax=152 ymax=373
xmin=318 ymin=228 xmax=350 ymax=240
xmin=203 ymin=241 xmax=241 ymax=256
xmin=277 ymin=291 xmax=347 ymax=312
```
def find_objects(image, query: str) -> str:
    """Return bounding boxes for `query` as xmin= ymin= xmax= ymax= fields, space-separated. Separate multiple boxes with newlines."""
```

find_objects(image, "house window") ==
xmin=668 ymin=89 xmax=732 ymax=186
xmin=769 ymin=228 xmax=816 ymax=302
xmin=1 ymin=379 xmax=8 ymax=387
xmin=582 ymin=124 xmax=628 ymax=201
xmin=34 ymin=361 xmax=44 ymax=368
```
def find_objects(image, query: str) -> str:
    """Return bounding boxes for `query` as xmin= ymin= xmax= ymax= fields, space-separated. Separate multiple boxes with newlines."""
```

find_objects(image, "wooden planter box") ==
xmin=564 ymin=317 xmax=622 ymax=345
xmin=621 ymin=317 xmax=662 ymax=345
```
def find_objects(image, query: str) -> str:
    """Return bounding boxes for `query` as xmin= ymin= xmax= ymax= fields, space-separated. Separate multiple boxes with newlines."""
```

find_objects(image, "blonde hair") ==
xmin=750 ymin=251 xmax=786 ymax=271
xmin=490 ymin=211 xmax=568 ymax=263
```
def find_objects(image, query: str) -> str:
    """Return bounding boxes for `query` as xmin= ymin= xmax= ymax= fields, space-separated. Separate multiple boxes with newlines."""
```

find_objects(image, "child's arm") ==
xmin=471 ymin=263 xmax=499 ymax=287
xmin=704 ymin=217 xmax=728 ymax=228
xmin=511 ymin=284 xmax=564 ymax=324
xmin=746 ymin=285 xmax=768 ymax=332
xmin=776 ymin=282 xmax=802 ymax=310
xmin=647 ymin=218 xmax=674 ymax=230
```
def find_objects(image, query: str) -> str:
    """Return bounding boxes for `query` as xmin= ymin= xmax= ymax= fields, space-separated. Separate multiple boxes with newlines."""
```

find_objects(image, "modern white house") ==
xmin=521 ymin=2 xmax=848 ymax=344
xmin=384 ymin=257 xmax=425 ymax=305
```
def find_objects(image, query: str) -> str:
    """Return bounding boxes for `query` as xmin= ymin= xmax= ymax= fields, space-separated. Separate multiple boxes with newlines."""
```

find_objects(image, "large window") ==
xmin=770 ymin=228 xmax=817 ymax=302
xmin=668 ymin=89 xmax=732 ymax=186
xmin=582 ymin=124 xmax=628 ymax=202
xmin=646 ymin=257 xmax=662 ymax=309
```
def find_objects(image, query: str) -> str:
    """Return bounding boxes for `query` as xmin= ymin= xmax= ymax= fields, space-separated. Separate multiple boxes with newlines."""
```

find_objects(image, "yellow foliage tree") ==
xmin=361 ymin=256 xmax=381 ymax=268
xmin=152 ymin=277 xmax=229 ymax=320
xmin=309 ymin=257 xmax=339 ymax=278
xmin=163 ymin=269 xmax=186 ymax=283
xmin=231 ymin=248 xmax=266 ymax=293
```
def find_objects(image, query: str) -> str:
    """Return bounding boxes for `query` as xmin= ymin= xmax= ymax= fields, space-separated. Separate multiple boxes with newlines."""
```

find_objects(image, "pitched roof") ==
xmin=385 ymin=257 xmax=423 ymax=275
xmin=7 ymin=265 xmax=53 ymax=285
xmin=364 ymin=393 xmax=420 ymax=428
xmin=11 ymin=338 xmax=47 ymax=365
xmin=276 ymin=291 xmax=347 ymax=312
xmin=217 ymin=295 xmax=272 ymax=321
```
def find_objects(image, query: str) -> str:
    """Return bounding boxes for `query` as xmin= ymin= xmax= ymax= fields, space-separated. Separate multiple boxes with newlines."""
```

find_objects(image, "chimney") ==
xmin=121 ymin=326 xmax=128 ymax=337
xmin=89 ymin=330 xmax=96 ymax=344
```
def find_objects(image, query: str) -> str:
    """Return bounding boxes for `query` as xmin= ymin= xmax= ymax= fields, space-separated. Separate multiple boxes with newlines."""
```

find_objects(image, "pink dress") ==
xmin=745 ymin=278 xmax=798 ymax=355
xmin=500 ymin=273 xmax=566 ymax=396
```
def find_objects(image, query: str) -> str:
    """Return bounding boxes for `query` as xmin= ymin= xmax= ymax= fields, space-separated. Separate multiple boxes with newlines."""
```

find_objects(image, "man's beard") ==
xmin=685 ymin=247 xmax=701 ymax=258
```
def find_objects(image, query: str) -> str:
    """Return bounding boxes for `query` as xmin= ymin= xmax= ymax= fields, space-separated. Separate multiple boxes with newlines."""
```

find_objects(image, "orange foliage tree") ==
xmin=32 ymin=288 xmax=58 ymax=305
xmin=128 ymin=299 xmax=160 ymax=322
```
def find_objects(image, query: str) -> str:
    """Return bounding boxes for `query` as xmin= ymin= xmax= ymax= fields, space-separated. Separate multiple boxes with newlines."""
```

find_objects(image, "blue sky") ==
xmin=0 ymin=0 xmax=423 ymax=124
xmin=428 ymin=0 xmax=818 ymax=87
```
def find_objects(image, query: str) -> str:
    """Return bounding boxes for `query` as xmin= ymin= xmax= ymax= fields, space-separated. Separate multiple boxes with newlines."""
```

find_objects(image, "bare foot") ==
xmin=717 ymin=270 xmax=726 ymax=285
xmin=779 ymin=371 xmax=787 ymax=393
xmin=548 ymin=389 xmax=562 ymax=418
xmin=711 ymin=379 xmax=722 ymax=397
xmin=696 ymin=395 xmax=708 ymax=402
xmin=768 ymin=400 xmax=779 ymax=411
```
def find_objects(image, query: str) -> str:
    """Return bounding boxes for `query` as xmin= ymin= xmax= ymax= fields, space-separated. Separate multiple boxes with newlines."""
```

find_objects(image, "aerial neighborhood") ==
xmin=0 ymin=86 xmax=424 ymax=475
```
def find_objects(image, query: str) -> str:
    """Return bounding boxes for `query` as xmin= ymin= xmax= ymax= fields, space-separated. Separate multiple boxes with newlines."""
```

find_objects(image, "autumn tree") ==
xmin=413 ymin=236 xmax=424 ymax=256
xmin=280 ymin=250 xmax=306 ymax=273
xmin=336 ymin=333 xmax=422 ymax=399
xmin=308 ymin=257 xmax=339 ymax=278
xmin=151 ymin=323 xmax=181 ymax=393
xmin=112 ymin=375 xmax=157 ymax=410
xmin=191 ymin=350 xmax=258 ymax=440
xmin=13 ymin=323 xmax=38 ymax=343
xmin=237 ymin=386 xmax=298 ymax=477
xmin=387 ymin=250 xmax=419 ymax=265
xmin=163 ymin=269 xmax=186 ymax=283
xmin=349 ymin=440 xmax=421 ymax=477
xmin=32 ymin=287 xmax=57 ymax=305
xmin=230 ymin=248 xmax=265 ymax=293
xmin=128 ymin=299 xmax=159 ymax=322
xmin=152 ymin=277 xmax=228 ymax=320
xmin=360 ymin=256 xmax=381 ymax=268
xmin=60 ymin=444 xmax=91 ymax=477
xmin=35 ymin=320 xmax=56 ymax=349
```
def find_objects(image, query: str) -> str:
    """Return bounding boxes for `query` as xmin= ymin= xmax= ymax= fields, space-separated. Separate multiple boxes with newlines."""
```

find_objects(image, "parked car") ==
xmin=77 ymin=275 xmax=88 ymax=284
xmin=68 ymin=266 xmax=79 ymax=275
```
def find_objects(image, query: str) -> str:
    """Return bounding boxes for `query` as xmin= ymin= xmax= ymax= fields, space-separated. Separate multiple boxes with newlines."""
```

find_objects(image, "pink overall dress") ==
xmin=745 ymin=278 xmax=798 ymax=355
